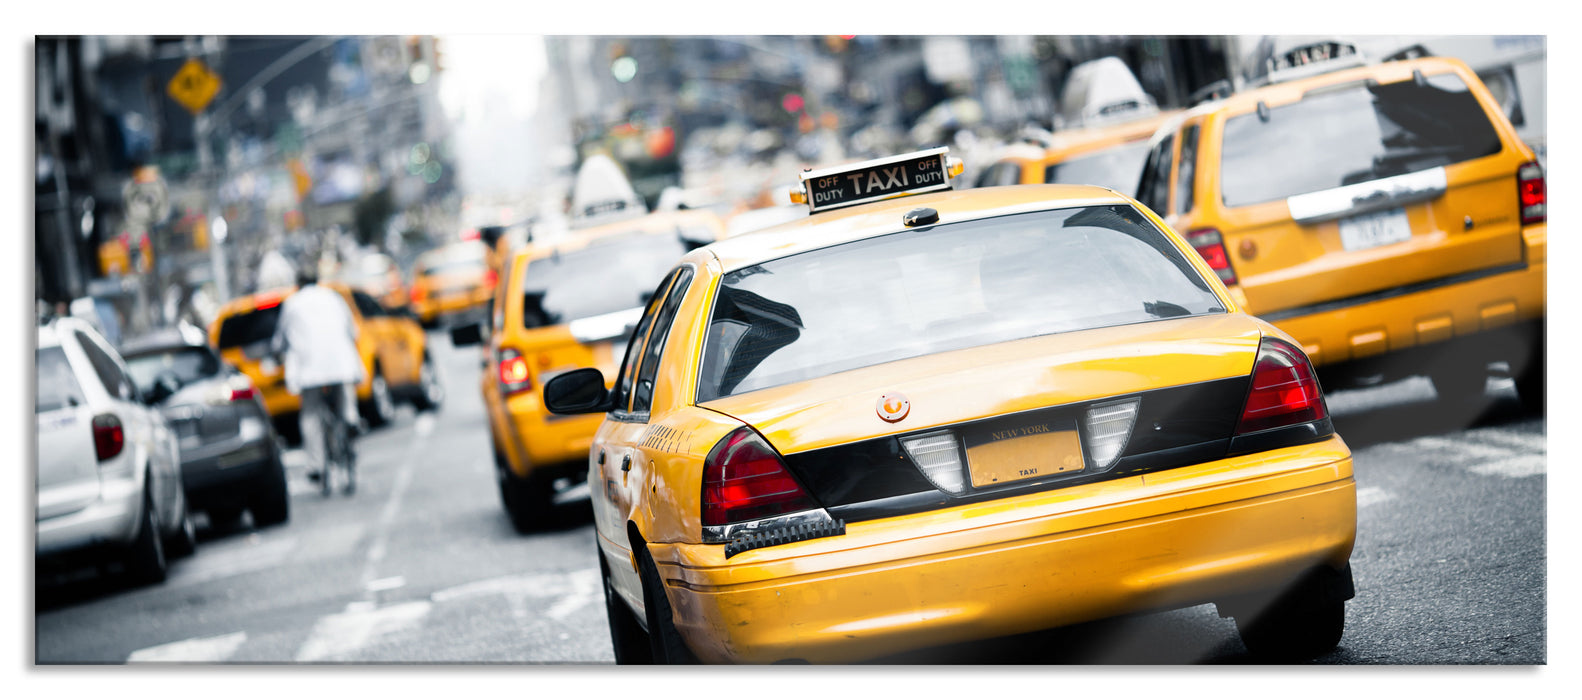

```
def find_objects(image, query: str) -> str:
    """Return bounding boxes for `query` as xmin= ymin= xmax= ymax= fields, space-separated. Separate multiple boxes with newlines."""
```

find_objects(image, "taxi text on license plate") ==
xmin=964 ymin=421 xmax=1085 ymax=488
xmin=1338 ymin=207 xmax=1411 ymax=252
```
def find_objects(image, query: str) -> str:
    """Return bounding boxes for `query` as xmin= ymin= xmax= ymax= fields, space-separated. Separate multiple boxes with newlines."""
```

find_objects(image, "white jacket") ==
xmin=272 ymin=284 xmax=365 ymax=395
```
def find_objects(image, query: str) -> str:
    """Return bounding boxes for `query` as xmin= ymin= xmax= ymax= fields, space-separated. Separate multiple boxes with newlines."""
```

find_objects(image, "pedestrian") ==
xmin=270 ymin=266 xmax=365 ymax=488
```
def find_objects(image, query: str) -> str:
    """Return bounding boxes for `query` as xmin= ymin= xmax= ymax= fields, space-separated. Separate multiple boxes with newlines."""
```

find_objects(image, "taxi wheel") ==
xmin=413 ymin=353 xmax=444 ymax=412
xmin=637 ymin=541 xmax=699 ymax=664
xmin=1234 ymin=580 xmax=1345 ymax=662
xmin=360 ymin=370 xmax=396 ymax=428
xmin=497 ymin=454 xmax=553 ymax=533
xmin=1428 ymin=360 xmax=1489 ymax=407
xmin=600 ymin=551 xmax=654 ymax=664
xmin=1513 ymin=329 xmax=1545 ymax=413
xmin=123 ymin=489 xmax=168 ymax=586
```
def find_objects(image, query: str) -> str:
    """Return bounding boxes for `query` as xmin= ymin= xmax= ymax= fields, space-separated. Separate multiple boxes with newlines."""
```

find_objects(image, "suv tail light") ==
xmin=702 ymin=427 xmax=818 ymax=527
xmin=498 ymin=348 xmax=532 ymax=396
xmin=1186 ymin=228 xmax=1238 ymax=286
xmin=1518 ymin=161 xmax=1545 ymax=225
xmin=1236 ymin=337 xmax=1327 ymax=435
xmin=410 ymin=282 xmax=427 ymax=304
xmin=92 ymin=414 xmax=125 ymax=462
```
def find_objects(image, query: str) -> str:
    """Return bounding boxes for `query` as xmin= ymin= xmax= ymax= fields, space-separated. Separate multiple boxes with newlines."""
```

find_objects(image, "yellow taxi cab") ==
xmin=542 ymin=148 xmax=1357 ymax=664
xmin=208 ymin=282 xmax=442 ymax=439
xmin=973 ymin=111 xmax=1180 ymax=192
xmin=1134 ymin=44 xmax=1546 ymax=409
xmin=336 ymin=253 xmax=409 ymax=312
xmin=481 ymin=208 xmax=723 ymax=533
xmin=409 ymin=240 xmax=494 ymax=330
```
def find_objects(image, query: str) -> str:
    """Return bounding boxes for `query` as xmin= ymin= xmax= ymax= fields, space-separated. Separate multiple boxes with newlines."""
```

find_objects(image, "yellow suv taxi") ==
xmin=481 ymin=209 xmax=723 ymax=532
xmin=209 ymin=282 xmax=442 ymax=440
xmin=543 ymin=149 xmax=1356 ymax=664
xmin=410 ymin=241 xmax=494 ymax=330
xmin=1136 ymin=52 xmax=1545 ymax=409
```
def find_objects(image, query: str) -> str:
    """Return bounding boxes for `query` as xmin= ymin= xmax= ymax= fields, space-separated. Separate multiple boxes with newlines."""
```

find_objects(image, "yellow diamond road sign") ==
xmin=167 ymin=58 xmax=221 ymax=115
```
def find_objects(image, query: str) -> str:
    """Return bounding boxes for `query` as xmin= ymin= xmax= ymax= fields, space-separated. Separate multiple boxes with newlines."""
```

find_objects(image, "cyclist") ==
xmin=271 ymin=265 xmax=365 ymax=495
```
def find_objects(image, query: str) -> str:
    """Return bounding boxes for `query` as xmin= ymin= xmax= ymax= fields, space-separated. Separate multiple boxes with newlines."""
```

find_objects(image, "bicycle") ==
xmin=306 ymin=383 xmax=356 ymax=496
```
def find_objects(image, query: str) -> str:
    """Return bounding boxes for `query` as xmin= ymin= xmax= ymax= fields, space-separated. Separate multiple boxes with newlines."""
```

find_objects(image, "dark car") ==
xmin=121 ymin=327 xmax=290 ymax=528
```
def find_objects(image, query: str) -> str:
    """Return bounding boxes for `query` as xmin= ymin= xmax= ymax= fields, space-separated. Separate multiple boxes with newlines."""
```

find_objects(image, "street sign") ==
xmin=167 ymin=58 xmax=222 ymax=115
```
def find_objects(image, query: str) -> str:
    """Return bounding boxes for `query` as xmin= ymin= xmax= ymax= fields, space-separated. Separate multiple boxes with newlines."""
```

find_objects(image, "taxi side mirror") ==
xmin=543 ymin=368 xmax=613 ymax=415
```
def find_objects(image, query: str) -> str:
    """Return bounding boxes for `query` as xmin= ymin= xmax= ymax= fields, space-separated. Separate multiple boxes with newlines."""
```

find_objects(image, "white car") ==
xmin=36 ymin=317 xmax=195 ymax=585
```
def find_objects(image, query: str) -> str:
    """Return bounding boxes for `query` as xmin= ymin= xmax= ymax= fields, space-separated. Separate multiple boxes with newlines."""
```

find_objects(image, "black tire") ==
xmin=601 ymin=551 xmax=654 ymax=664
xmin=208 ymin=505 xmax=246 ymax=529
xmin=497 ymin=457 xmax=554 ymax=533
xmin=1514 ymin=327 xmax=1545 ymax=413
xmin=360 ymin=371 xmax=396 ymax=428
xmin=251 ymin=457 xmax=291 ymax=527
xmin=1429 ymin=362 xmax=1489 ymax=407
xmin=123 ymin=491 xmax=168 ymax=586
xmin=636 ymin=541 xmax=698 ymax=664
xmin=164 ymin=498 xmax=197 ymax=560
xmin=1234 ymin=577 xmax=1346 ymax=662
xmin=412 ymin=353 xmax=444 ymax=412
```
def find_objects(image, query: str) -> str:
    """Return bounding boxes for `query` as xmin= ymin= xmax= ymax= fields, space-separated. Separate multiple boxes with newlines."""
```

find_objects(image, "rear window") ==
xmin=1219 ymin=72 xmax=1503 ymax=208
xmin=520 ymin=230 xmax=688 ymax=329
xmin=1043 ymin=140 xmax=1152 ymax=193
xmin=124 ymin=347 xmax=222 ymax=395
xmin=697 ymin=205 xmax=1226 ymax=401
xmin=216 ymin=306 xmax=281 ymax=352
xmin=36 ymin=346 xmax=86 ymax=413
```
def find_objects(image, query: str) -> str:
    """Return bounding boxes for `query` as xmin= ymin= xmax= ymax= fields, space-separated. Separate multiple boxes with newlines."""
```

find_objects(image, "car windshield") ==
xmin=1219 ymin=71 xmax=1502 ymax=208
xmin=520 ymin=229 xmax=688 ymax=328
xmin=124 ymin=347 xmax=222 ymax=395
xmin=215 ymin=306 xmax=281 ymax=356
xmin=697 ymin=205 xmax=1225 ymax=401
xmin=36 ymin=346 xmax=86 ymax=413
xmin=1044 ymin=140 xmax=1152 ymax=193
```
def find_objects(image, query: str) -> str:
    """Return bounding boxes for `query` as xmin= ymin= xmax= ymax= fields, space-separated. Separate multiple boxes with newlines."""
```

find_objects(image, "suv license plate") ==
xmin=1338 ymin=207 xmax=1411 ymax=252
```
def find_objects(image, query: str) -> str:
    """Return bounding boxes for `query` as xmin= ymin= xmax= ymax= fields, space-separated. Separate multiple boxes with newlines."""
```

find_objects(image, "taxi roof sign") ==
xmin=795 ymin=147 xmax=957 ymax=214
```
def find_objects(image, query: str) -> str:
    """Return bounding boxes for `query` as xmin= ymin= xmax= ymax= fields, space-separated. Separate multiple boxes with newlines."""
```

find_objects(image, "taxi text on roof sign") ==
xmin=795 ymin=147 xmax=956 ymax=214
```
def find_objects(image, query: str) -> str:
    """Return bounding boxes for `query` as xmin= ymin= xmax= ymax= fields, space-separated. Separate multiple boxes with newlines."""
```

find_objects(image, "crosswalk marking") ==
xmin=294 ymin=600 xmax=432 ymax=662
xmin=127 ymin=631 xmax=247 ymax=663
xmin=1468 ymin=454 xmax=1546 ymax=479
xmin=1356 ymin=486 xmax=1395 ymax=508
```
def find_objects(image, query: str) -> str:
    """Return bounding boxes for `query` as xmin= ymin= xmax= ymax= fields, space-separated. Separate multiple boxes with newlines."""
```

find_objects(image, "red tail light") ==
xmin=1186 ymin=228 xmax=1238 ymax=286
xmin=1518 ymin=161 xmax=1545 ymax=225
xmin=1236 ymin=337 xmax=1327 ymax=434
xmin=230 ymin=386 xmax=257 ymax=402
xmin=498 ymin=348 xmax=532 ymax=396
xmin=702 ymin=427 xmax=818 ymax=527
xmin=411 ymin=282 xmax=428 ymax=303
xmin=483 ymin=268 xmax=498 ymax=289
xmin=92 ymin=414 xmax=125 ymax=462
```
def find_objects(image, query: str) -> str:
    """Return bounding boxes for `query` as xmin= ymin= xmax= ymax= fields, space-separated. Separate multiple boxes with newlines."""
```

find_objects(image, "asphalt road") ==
xmin=33 ymin=334 xmax=1547 ymax=666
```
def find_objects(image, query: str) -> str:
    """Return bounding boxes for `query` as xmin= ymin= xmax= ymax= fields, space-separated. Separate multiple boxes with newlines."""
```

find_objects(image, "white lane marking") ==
xmin=294 ymin=600 xmax=432 ymax=662
xmin=359 ymin=439 xmax=418 ymax=587
xmin=545 ymin=569 xmax=601 ymax=621
xmin=430 ymin=568 xmax=600 ymax=623
xmin=414 ymin=413 xmax=436 ymax=437
xmin=1355 ymin=486 xmax=1395 ymax=508
xmin=366 ymin=575 xmax=406 ymax=592
xmin=1468 ymin=454 xmax=1547 ymax=479
xmin=1465 ymin=429 xmax=1546 ymax=453
xmin=1413 ymin=436 xmax=1517 ymax=461
xmin=127 ymin=632 xmax=247 ymax=663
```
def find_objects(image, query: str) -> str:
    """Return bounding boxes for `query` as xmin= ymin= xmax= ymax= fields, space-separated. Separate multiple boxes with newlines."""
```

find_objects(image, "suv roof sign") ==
xmin=794 ymin=148 xmax=957 ymax=214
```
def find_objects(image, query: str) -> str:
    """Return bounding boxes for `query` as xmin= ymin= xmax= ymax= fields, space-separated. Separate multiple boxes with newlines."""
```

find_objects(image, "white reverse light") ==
xmin=1084 ymin=398 xmax=1140 ymax=471
xmin=901 ymin=430 xmax=967 ymax=495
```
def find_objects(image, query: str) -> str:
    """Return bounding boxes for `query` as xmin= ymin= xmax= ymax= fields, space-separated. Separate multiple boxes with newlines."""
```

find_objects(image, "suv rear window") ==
xmin=697 ymin=205 xmax=1226 ymax=401
xmin=36 ymin=346 xmax=86 ymax=413
xmin=124 ymin=347 xmax=222 ymax=395
xmin=1220 ymin=72 xmax=1503 ymax=208
xmin=216 ymin=306 xmax=281 ymax=353
xmin=520 ymin=230 xmax=687 ymax=329
xmin=1043 ymin=140 xmax=1152 ymax=193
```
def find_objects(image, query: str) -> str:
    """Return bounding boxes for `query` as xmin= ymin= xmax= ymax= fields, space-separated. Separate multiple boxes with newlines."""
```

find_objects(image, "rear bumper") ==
xmin=1264 ymin=224 xmax=1546 ymax=368
xmin=180 ymin=418 xmax=278 ymax=507
xmin=36 ymin=476 xmax=144 ymax=558
xmin=650 ymin=436 xmax=1356 ymax=664
xmin=502 ymin=392 xmax=603 ymax=478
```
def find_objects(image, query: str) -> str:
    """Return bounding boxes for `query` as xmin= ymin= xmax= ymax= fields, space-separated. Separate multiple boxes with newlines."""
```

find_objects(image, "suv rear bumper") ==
xmin=36 ymin=476 xmax=144 ymax=558
xmin=1263 ymin=223 xmax=1545 ymax=369
xmin=652 ymin=436 xmax=1356 ymax=664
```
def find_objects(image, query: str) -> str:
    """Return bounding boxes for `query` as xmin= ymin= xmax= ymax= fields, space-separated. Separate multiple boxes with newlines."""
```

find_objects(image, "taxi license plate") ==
xmin=1338 ymin=207 xmax=1411 ymax=252
xmin=964 ymin=420 xmax=1085 ymax=488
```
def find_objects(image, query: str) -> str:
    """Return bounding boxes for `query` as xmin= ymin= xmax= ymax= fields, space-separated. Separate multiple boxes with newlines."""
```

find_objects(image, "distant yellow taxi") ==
xmin=543 ymin=149 xmax=1356 ymax=664
xmin=209 ymin=282 xmax=442 ymax=439
xmin=975 ymin=110 xmax=1179 ymax=192
xmin=481 ymin=209 xmax=723 ymax=532
xmin=410 ymin=241 xmax=494 ymax=330
xmin=1135 ymin=48 xmax=1545 ymax=409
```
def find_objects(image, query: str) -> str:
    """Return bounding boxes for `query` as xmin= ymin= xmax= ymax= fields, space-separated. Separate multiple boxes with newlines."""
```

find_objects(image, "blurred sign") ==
xmin=167 ymin=58 xmax=222 ymax=115
xmin=123 ymin=166 xmax=170 ymax=228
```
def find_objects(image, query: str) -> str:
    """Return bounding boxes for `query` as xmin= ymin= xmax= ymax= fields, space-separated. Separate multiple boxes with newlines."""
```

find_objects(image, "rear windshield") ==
xmin=37 ymin=346 xmax=87 ymax=413
xmin=520 ymin=230 xmax=688 ymax=328
xmin=1220 ymin=72 xmax=1503 ymax=208
xmin=124 ymin=347 xmax=222 ymax=395
xmin=216 ymin=306 xmax=281 ymax=353
xmin=1043 ymin=140 xmax=1152 ymax=193
xmin=697 ymin=205 xmax=1225 ymax=401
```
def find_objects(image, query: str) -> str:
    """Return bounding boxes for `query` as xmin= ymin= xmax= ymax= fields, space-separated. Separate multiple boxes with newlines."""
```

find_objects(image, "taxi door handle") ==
xmin=621 ymin=455 xmax=632 ymax=473
xmin=597 ymin=451 xmax=606 ymax=466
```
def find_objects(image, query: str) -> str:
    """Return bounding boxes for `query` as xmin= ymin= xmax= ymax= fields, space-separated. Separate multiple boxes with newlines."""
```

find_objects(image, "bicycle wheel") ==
xmin=319 ymin=391 xmax=336 ymax=497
